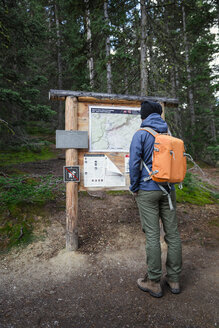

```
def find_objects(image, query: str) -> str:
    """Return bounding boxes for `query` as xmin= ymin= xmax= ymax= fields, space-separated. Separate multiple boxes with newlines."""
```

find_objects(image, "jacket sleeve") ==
xmin=129 ymin=132 xmax=143 ymax=193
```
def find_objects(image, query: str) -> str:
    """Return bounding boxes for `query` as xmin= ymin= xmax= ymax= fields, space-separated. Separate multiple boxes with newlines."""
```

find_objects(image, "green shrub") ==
xmin=0 ymin=175 xmax=64 ymax=208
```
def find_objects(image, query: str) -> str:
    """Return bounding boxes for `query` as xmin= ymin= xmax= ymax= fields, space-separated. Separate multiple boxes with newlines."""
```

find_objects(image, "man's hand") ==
xmin=129 ymin=190 xmax=138 ymax=197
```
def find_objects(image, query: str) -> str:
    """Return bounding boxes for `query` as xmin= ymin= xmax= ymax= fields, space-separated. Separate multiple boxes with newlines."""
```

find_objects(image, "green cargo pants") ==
xmin=136 ymin=189 xmax=182 ymax=282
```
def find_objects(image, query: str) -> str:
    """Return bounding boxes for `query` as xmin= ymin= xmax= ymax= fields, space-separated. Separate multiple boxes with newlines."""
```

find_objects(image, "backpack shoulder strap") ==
xmin=138 ymin=127 xmax=158 ymax=137
xmin=138 ymin=127 xmax=158 ymax=180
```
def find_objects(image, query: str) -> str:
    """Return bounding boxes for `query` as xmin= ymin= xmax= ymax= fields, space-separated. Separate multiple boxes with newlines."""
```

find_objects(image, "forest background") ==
xmin=0 ymin=0 xmax=218 ymax=164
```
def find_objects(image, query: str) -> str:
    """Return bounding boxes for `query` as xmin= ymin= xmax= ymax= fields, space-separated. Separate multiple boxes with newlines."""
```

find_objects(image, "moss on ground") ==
xmin=175 ymin=187 xmax=216 ymax=205
xmin=0 ymin=174 xmax=65 ymax=252
xmin=0 ymin=203 xmax=51 ymax=252
xmin=0 ymin=146 xmax=57 ymax=166
xmin=175 ymin=172 xmax=218 ymax=205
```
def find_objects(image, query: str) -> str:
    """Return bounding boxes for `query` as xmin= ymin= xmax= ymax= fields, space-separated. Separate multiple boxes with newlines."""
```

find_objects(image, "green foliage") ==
xmin=0 ymin=0 xmax=218 ymax=161
xmin=176 ymin=172 xmax=218 ymax=205
xmin=0 ymin=175 xmax=63 ymax=208
xmin=25 ymin=121 xmax=55 ymax=136
xmin=0 ymin=0 xmax=55 ymax=143
xmin=0 ymin=118 xmax=14 ymax=135
xmin=206 ymin=144 xmax=219 ymax=166
xmin=0 ymin=174 xmax=65 ymax=251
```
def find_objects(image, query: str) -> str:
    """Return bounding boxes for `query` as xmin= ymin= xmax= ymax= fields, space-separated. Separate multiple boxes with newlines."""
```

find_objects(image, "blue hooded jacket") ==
xmin=129 ymin=113 xmax=169 ymax=192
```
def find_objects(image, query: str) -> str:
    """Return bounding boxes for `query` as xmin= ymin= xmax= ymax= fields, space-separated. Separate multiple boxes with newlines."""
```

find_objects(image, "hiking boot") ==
xmin=166 ymin=279 xmax=180 ymax=294
xmin=137 ymin=274 xmax=163 ymax=298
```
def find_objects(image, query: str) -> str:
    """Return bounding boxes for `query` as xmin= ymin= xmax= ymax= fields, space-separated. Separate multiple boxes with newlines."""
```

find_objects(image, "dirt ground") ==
xmin=0 ymin=159 xmax=219 ymax=328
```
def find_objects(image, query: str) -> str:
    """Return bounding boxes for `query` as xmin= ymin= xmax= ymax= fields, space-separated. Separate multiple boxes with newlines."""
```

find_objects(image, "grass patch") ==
xmin=176 ymin=172 xmax=218 ymax=205
xmin=0 ymin=146 xmax=57 ymax=166
xmin=0 ymin=204 xmax=51 ymax=253
xmin=0 ymin=174 xmax=65 ymax=251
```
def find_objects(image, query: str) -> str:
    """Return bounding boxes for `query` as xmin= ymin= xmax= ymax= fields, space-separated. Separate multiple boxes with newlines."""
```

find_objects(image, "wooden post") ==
xmin=160 ymin=102 xmax=165 ymax=120
xmin=65 ymin=97 xmax=78 ymax=251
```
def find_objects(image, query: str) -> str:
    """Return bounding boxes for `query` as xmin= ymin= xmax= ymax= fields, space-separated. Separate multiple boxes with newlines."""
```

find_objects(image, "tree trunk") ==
xmin=54 ymin=1 xmax=64 ymax=129
xmin=210 ymin=107 xmax=217 ymax=142
xmin=182 ymin=4 xmax=195 ymax=131
xmin=171 ymin=65 xmax=182 ymax=138
xmin=47 ymin=1 xmax=52 ymax=45
xmin=149 ymin=44 xmax=156 ymax=94
xmin=124 ymin=74 xmax=129 ymax=94
xmin=140 ymin=0 xmax=148 ymax=96
xmin=85 ymin=0 xmax=94 ymax=89
xmin=104 ymin=1 xmax=112 ymax=94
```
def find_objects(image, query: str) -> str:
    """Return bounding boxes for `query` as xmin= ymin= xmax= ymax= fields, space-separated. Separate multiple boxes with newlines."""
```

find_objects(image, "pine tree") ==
xmin=0 ymin=0 xmax=55 ymax=147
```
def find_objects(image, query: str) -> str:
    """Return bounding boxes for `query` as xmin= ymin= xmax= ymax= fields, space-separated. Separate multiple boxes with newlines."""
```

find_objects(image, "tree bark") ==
xmin=104 ymin=0 xmax=112 ymax=94
xmin=210 ymin=107 xmax=217 ymax=142
xmin=65 ymin=97 xmax=78 ymax=251
xmin=85 ymin=0 xmax=94 ymax=89
xmin=148 ymin=43 xmax=156 ymax=93
xmin=49 ymin=89 xmax=179 ymax=104
xmin=171 ymin=65 xmax=182 ymax=138
xmin=182 ymin=4 xmax=195 ymax=131
xmin=47 ymin=1 xmax=52 ymax=45
xmin=140 ymin=0 xmax=148 ymax=96
xmin=54 ymin=1 xmax=64 ymax=129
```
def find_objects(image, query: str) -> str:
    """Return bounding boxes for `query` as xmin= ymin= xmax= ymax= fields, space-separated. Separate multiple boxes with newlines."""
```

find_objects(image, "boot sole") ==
xmin=137 ymin=282 xmax=163 ymax=298
xmin=166 ymin=281 xmax=180 ymax=294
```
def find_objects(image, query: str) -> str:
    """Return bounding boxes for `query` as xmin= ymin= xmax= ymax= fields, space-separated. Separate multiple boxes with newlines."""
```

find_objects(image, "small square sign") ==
xmin=63 ymin=166 xmax=80 ymax=183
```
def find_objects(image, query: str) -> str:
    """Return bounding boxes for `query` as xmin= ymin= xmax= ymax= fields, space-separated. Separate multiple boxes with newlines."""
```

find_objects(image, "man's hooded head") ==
xmin=140 ymin=101 xmax=162 ymax=120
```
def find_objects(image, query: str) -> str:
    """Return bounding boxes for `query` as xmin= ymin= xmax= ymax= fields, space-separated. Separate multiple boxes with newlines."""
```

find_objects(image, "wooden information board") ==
xmin=50 ymin=90 xmax=178 ymax=251
xmin=77 ymin=100 xmax=140 ymax=191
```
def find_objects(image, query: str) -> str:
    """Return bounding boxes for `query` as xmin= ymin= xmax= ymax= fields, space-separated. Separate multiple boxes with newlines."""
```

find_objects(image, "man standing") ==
xmin=129 ymin=100 xmax=182 ymax=298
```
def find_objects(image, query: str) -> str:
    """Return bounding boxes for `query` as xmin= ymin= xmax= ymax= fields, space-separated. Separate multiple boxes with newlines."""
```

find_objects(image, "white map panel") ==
xmin=89 ymin=106 xmax=141 ymax=152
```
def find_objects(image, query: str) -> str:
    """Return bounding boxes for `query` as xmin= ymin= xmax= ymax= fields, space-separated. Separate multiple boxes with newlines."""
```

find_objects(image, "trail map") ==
xmin=89 ymin=106 xmax=140 ymax=152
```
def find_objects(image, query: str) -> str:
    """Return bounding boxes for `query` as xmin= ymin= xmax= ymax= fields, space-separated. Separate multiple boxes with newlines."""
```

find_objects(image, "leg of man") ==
xmin=159 ymin=190 xmax=182 ymax=283
xmin=136 ymin=190 xmax=163 ymax=282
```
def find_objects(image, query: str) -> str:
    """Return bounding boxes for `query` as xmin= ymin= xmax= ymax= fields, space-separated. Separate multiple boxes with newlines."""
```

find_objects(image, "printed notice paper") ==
xmin=84 ymin=155 xmax=125 ymax=188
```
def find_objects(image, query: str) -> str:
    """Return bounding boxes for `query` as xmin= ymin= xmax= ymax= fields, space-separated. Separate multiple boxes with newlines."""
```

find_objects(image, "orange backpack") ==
xmin=139 ymin=127 xmax=187 ymax=184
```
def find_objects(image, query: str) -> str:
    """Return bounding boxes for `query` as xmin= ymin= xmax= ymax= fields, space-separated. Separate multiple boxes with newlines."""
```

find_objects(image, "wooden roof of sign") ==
xmin=49 ymin=89 xmax=178 ymax=107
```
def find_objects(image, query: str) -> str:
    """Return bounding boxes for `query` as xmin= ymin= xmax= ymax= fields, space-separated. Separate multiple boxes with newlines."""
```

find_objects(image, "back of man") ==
xmin=129 ymin=100 xmax=182 ymax=298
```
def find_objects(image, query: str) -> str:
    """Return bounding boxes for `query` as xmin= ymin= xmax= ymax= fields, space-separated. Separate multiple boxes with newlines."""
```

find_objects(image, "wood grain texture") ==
xmin=160 ymin=102 xmax=165 ymax=120
xmin=65 ymin=97 xmax=79 ymax=251
xmin=49 ymin=89 xmax=179 ymax=106
xmin=78 ymin=97 xmax=142 ymax=105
